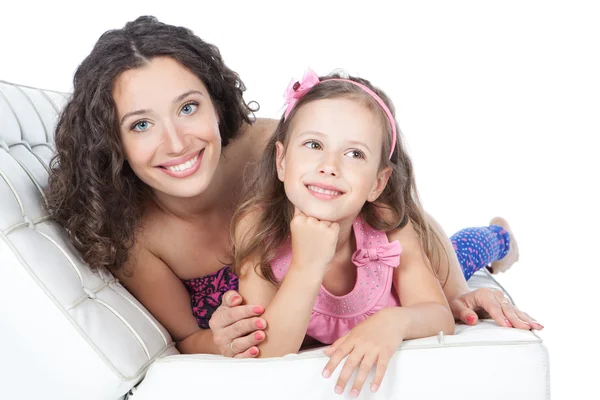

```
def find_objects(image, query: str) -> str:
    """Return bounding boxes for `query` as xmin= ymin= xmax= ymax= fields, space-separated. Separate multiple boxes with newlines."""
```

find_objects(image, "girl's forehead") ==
xmin=290 ymin=98 xmax=386 ymax=144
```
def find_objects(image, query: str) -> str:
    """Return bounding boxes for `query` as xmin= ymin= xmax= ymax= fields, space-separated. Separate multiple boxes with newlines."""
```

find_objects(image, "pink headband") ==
xmin=283 ymin=68 xmax=397 ymax=158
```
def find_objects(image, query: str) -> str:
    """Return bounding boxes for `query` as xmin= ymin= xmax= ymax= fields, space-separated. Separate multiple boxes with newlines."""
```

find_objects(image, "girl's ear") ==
xmin=368 ymin=166 xmax=392 ymax=202
xmin=275 ymin=141 xmax=286 ymax=182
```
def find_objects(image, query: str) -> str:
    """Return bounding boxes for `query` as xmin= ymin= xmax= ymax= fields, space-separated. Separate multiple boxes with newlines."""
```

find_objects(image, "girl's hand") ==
xmin=321 ymin=308 xmax=403 ymax=397
xmin=450 ymin=288 xmax=544 ymax=330
xmin=290 ymin=208 xmax=339 ymax=270
xmin=209 ymin=290 xmax=268 ymax=358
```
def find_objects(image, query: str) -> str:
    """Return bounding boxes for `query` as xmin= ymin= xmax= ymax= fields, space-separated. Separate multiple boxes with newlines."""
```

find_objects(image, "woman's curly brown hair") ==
xmin=45 ymin=16 xmax=256 ymax=273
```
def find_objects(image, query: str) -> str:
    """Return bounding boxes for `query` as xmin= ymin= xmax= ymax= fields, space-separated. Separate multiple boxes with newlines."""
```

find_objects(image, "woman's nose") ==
xmin=163 ymin=121 xmax=187 ymax=154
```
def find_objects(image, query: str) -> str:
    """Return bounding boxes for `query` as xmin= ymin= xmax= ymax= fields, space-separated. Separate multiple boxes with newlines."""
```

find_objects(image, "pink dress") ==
xmin=270 ymin=216 xmax=402 ymax=344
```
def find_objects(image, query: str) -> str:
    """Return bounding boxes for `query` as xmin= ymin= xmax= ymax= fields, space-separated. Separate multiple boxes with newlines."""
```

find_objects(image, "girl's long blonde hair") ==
xmin=232 ymin=73 xmax=449 ymax=285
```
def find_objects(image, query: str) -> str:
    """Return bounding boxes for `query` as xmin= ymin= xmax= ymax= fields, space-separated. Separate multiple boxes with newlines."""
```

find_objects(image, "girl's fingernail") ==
xmin=231 ymin=295 xmax=241 ymax=303
xmin=466 ymin=315 xmax=476 ymax=324
xmin=322 ymin=370 xmax=331 ymax=378
xmin=504 ymin=318 xmax=513 ymax=327
xmin=254 ymin=332 xmax=263 ymax=340
xmin=350 ymin=389 xmax=359 ymax=397
xmin=249 ymin=348 xmax=258 ymax=356
xmin=255 ymin=319 xmax=265 ymax=329
xmin=535 ymin=324 xmax=545 ymax=330
xmin=334 ymin=386 xmax=343 ymax=394
xmin=370 ymin=384 xmax=379 ymax=392
xmin=253 ymin=306 xmax=264 ymax=314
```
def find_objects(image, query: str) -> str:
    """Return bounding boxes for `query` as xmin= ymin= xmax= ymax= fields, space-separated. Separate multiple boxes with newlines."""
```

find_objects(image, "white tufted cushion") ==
xmin=0 ymin=80 xmax=178 ymax=400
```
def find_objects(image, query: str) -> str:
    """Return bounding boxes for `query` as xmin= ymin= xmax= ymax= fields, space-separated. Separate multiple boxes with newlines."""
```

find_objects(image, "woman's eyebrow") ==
xmin=173 ymin=89 xmax=204 ymax=104
xmin=119 ymin=90 xmax=205 ymax=126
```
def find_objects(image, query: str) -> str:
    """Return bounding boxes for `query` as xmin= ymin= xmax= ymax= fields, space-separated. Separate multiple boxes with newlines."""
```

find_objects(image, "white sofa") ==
xmin=0 ymin=80 xmax=550 ymax=400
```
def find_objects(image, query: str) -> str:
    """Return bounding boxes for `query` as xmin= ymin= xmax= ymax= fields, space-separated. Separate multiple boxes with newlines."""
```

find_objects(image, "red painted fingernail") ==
xmin=466 ymin=315 xmax=476 ymax=324
xmin=249 ymin=348 xmax=258 ymax=356
xmin=254 ymin=332 xmax=263 ymax=340
xmin=253 ymin=306 xmax=264 ymax=314
xmin=231 ymin=295 xmax=241 ymax=303
xmin=255 ymin=319 xmax=265 ymax=329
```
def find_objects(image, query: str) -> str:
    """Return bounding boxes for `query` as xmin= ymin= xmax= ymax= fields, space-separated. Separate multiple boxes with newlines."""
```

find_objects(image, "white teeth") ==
xmin=307 ymin=185 xmax=342 ymax=196
xmin=166 ymin=154 xmax=199 ymax=172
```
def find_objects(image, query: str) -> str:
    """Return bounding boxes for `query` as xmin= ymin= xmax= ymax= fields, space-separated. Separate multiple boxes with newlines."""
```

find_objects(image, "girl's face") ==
xmin=114 ymin=56 xmax=222 ymax=199
xmin=276 ymin=97 xmax=392 ymax=223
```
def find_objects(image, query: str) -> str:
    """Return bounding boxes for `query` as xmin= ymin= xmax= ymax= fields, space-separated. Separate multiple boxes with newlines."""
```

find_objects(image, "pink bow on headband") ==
xmin=283 ymin=68 xmax=320 ymax=119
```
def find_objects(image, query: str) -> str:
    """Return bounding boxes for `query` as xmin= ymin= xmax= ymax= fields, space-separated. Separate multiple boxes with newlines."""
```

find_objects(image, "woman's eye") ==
xmin=132 ymin=120 xmax=152 ymax=132
xmin=304 ymin=140 xmax=322 ymax=150
xmin=180 ymin=102 xmax=198 ymax=115
xmin=346 ymin=150 xmax=365 ymax=159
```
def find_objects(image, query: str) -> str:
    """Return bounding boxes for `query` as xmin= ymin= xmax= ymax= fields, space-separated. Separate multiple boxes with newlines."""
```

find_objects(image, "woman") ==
xmin=45 ymin=15 xmax=540 ymax=358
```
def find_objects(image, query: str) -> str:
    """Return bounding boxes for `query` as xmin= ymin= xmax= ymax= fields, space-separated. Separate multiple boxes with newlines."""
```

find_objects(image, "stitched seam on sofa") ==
xmin=6 ymin=146 xmax=49 ymax=208
xmin=0 ymin=231 xmax=172 ymax=380
xmin=94 ymin=298 xmax=152 ymax=360
xmin=115 ymin=288 xmax=170 ymax=347
xmin=11 ymin=140 xmax=52 ymax=175
xmin=68 ymin=280 xmax=111 ymax=309
xmin=38 ymin=88 xmax=61 ymax=114
xmin=0 ymin=168 xmax=25 ymax=216
xmin=0 ymin=80 xmax=70 ymax=96
xmin=36 ymin=230 xmax=85 ymax=285
xmin=0 ymin=86 xmax=24 ymax=141
xmin=14 ymin=85 xmax=50 ymax=144
xmin=539 ymin=343 xmax=550 ymax=399
xmin=4 ymin=216 xmax=52 ymax=236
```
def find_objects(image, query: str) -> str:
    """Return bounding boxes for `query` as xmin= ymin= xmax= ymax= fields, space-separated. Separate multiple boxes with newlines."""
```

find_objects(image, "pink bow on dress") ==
xmin=351 ymin=241 xmax=402 ymax=268
xmin=283 ymin=68 xmax=321 ymax=118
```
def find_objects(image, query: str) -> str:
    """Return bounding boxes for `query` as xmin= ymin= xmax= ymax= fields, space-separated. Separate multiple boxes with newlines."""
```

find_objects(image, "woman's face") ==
xmin=114 ymin=56 xmax=222 ymax=199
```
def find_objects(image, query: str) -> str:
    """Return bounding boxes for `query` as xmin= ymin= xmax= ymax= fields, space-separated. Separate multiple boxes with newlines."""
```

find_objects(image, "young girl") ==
xmin=231 ymin=69 xmax=515 ymax=396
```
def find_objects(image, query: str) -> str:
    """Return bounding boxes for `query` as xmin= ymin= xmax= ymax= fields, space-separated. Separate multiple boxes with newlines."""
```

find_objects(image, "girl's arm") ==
xmin=236 ymin=209 xmax=339 ymax=358
xmin=389 ymin=219 xmax=455 ymax=338
xmin=237 ymin=256 xmax=324 ymax=357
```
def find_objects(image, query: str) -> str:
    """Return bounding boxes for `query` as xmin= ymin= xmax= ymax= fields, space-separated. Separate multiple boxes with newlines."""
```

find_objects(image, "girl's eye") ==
xmin=180 ymin=101 xmax=199 ymax=115
xmin=346 ymin=150 xmax=365 ymax=159
xmin=132 ymin=120 xmax=153 ymax=132
xmin=303 ymin=140 xmax=322 ymax=150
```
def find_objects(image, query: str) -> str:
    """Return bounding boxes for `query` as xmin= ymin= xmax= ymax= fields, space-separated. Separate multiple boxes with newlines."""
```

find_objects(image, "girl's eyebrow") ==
xmin=120 ymin=90 xmax=205 ymax=126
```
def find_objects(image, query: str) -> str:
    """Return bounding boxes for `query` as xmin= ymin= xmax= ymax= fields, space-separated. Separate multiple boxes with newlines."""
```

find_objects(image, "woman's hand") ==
xmin=321 ymin=308 xmax=403 ymax=397
xmin=450 ymin=288 xmax=544 ymax=330
xmin=208 ymin=290 xmax=268 ymax=358
xmin=290 ymin=208 xmax=339 ymax=270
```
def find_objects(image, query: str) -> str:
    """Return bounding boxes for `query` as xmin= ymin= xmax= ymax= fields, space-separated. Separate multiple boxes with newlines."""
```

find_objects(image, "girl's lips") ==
xmin=158 ymin=149 xmax=204 ymax=178
xmin=305 ymin=184 xmax=344 ymax=200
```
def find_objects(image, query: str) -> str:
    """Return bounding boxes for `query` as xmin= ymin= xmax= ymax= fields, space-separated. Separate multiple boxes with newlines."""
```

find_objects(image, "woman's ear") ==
xmin=368 ymin=166 xmax=392 ymax=202
xmin=275 ymin=141 xmax=286 ymax=182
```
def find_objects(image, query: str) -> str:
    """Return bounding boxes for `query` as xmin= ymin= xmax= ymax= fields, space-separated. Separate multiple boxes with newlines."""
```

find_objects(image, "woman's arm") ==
xmin=115 ymin=242 xmax=218 ymax=354
xmin=413 ymin=214 xmax=541 ymax=329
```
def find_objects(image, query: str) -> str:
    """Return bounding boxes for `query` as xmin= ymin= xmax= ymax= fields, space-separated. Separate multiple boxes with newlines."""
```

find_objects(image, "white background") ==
xmin=1 ymin=0 xmax=598 ymax=398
